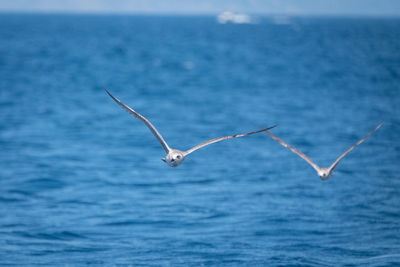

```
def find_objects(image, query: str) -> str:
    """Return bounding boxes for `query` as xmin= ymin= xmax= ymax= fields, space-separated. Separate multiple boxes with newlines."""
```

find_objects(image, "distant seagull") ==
xmin=266 ymin=121 xmax=383 ymax=180
xmin=106 ymin=89 xmax=275 ymax=167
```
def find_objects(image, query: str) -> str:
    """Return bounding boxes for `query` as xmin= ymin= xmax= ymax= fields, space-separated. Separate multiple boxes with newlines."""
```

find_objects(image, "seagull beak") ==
xmin=161 ymin=158 xmax=166 ymax=162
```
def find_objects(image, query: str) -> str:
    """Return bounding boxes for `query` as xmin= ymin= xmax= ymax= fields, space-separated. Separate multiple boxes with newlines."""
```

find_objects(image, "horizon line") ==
xmin=1 ymin=10 xmax=400 ymax=18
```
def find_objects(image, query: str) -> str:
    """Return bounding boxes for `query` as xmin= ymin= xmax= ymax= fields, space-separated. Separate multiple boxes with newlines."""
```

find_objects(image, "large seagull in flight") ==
xmin=266 ymin=121 xmax=383 ymax=180
xmin=106 ymin=89 xmax=275 ymax=167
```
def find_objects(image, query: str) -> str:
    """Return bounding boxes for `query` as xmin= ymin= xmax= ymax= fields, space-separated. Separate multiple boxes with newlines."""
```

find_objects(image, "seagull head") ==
xmin=162 ymin=150 xmax=185 ymax=167
xmin=318 ymin=168 xmax=332 ymax=180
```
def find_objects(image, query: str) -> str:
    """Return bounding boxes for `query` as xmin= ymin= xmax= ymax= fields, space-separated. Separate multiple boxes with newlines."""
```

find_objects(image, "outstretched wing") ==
xmin=105 ymin=89 xmax=170 ymax=153
xmin=185 ymin=125 xmax=277 ymax=156
xmin=328 ymin=121 xmax=384 ymax=172
xmin=266 ymin=131 xmax=321 ymax=172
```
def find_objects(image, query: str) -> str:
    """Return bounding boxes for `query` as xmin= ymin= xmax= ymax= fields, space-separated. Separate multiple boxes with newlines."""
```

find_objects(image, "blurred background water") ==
xmin=0 ymin=14 xmax=400 ymax=266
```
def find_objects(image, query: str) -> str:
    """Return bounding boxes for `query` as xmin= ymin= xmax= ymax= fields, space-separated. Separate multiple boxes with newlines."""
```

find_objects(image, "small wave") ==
xmin=0 ymin=196 xmax=23 ymax=203
xmin=14 ymin=230 xmax=87 ymax=241
xmin=360 ymin=253 xmax=400 ymax=263
xmin=202 ymin=212 xmax=229 ymax=220
xmin=25 ymin=178 xmax=67 ymax=191
xmin=101 ymin=219 xmax=175 ymax=227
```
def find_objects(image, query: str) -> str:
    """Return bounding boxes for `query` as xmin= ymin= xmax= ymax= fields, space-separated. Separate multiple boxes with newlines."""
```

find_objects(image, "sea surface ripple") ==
xmin=0 ymin=14 xmax=400 ymax=266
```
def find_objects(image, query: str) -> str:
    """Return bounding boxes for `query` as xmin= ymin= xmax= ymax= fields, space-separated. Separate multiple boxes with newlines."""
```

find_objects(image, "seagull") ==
xmin=265 ymin=121 xmax=383 ymax=180
xmin=105 ymin=89 xmax=276 ymax=167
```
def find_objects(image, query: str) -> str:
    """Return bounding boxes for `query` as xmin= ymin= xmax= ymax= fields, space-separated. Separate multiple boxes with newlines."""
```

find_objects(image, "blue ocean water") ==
xmin=0 ymin=13 xmax=400 ymax=266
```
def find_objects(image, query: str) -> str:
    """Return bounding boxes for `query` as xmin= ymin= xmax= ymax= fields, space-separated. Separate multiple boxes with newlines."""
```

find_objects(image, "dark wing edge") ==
xmin=105 ymin=89 xmax=170 ymax=153
xmin=184 ymin=125 xmax=277 ymax=156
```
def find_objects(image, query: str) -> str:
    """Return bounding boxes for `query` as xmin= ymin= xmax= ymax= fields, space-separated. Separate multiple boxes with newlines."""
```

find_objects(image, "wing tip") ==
xmin=263 ymin=125 xmax=277 ymax=135
xmin=377 ymin=120 xmax=384 ymax=129
xmin=369 ymin=120 xmax=384 ymax=135
xmin=104 ymin=88 xmax=113 ymax=97
xmin=104 ymin=88 xmax=122 ymax=104
xmin=264 ymin=125 xmax=277 ymax=131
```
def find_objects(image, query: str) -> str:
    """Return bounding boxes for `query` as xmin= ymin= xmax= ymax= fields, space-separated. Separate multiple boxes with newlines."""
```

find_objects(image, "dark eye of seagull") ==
xmin=177 ymin=155 xmax=181 ymax=159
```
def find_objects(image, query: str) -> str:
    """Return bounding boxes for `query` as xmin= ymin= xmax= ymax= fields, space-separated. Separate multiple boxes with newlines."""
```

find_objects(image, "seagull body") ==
xmin=266 ymin=122 xmax=383 ymax=180
xmin=105 ymin=89 xmax=275 ymax=167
